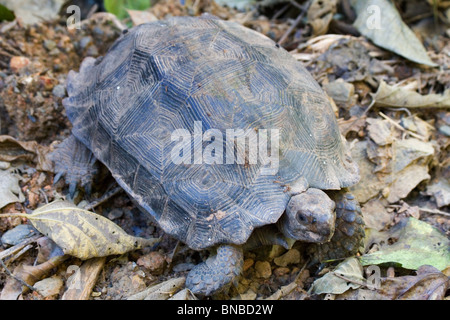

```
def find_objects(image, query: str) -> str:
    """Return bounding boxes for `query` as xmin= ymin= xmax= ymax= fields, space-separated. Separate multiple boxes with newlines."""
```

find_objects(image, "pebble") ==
xmin=136 ymin=251 xmax=166 ymax=275
xmin=255 ymin=261 xmax=272 ymax=279
xmin=243 ymin=258 xmax=254 ymax=272
xmin=273 ymin=249 xmax=301 ymax=267
xmin=79 ymin=36 xmax=93 ymax=50
xmin=43 ymin=39 xmax=56 ymax=51
xmin=0 ymin=161 xmax=10 ymax=169
xmin=34 ymin=276 xmax=64 ymax=298
xmin=9 ymin=56 xmax=30 ymax=73
xmin=438 ymin=125 xmax=450 ymax=137
xmin=1 ymin=224 xmax=37 ymax=246
xmin=107 ymin=208 xmax=124 ymax=220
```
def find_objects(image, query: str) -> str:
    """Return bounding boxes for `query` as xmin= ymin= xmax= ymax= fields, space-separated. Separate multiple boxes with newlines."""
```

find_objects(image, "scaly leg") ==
xmin=49 ymin=135 xmax=98 ymax=198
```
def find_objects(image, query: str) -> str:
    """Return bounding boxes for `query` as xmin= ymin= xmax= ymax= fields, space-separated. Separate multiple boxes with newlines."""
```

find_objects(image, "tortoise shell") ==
xmin=63 ymin=16 xmax=359 ymax=250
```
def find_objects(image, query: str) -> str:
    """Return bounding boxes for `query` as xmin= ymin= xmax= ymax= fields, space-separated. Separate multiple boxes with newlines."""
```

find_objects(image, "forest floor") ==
xmin=0 ymin=0 xmax=448 ymax=300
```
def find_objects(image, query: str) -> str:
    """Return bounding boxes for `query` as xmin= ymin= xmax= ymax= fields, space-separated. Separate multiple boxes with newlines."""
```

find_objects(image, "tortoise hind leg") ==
xmin=186 ymin=245 xmax=243 ymax=296
xmin=307 ymin=191 xmax=365 ymax=265
xmin=49 ymin=135 xmax=98 ymax=198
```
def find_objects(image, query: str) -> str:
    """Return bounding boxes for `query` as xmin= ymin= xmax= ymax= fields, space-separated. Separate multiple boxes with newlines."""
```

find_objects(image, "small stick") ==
xmin=378 ymin=112 xmax=427 ymax=141
xmin=0 ymin=258 xmax=39 ymax=293
xmin=0 ymin=234 xmax=41 ymax=261
xmin=278 ymin=0 xmax=312 ymax=45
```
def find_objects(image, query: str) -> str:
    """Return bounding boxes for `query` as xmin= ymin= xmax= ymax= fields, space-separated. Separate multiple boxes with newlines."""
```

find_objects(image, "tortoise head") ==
xmin=278 ymin=188 xmax=336 ymax=243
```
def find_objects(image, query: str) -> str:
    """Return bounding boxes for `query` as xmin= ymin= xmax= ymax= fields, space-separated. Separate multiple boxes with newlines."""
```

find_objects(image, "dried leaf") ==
xmin=425 ymin=180 xmax=450 ymax=208
xmin=361 ymin=198 xmax=393 ymax=231
xmin=307 ymin=0 xmax=337 ymax=36
xmin=127 ymin=9 xmax=157 ymax=26
xmin=382 ymin=164 xmax=430 ymax=203
xmin=25 ymin=200 xmax=159 ymax=260
xmin=338 ymin=265 xmax=450 ymax=300
xmin=62 ymin=257 xmax=106 ymax=300
xmin=0 ymin=255 xmax=67 ymax=300
xmin=0 ymin=0 xmax=65 ymax=25
xmin=169 ymin=288 xmax=198 ymax=300
xmin=127 ymin=277 xmax=186 ymax=300
xmin=0 ymin=135 xmax=53 ymax=171
xmin=0 ymin=169 xmax=25 ymax=209
xmin=373 ymin=81 xmax=450 ymax=109
xmin=351 ymin=0 xmax=437 ymax=67
xmin=309 ymin=258 xmax=365 ymax=295
xmin=360 ymin=218 xmax=450 ymax=271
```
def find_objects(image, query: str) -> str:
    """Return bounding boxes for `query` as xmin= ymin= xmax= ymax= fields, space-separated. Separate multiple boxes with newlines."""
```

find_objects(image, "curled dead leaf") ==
xmin=338 ymin=265 xmax=450 ymax=300
xmin=373 ymin=81 xmax=450 ymax=109
xmin=0 ymin=135 xmax=53 ymax=171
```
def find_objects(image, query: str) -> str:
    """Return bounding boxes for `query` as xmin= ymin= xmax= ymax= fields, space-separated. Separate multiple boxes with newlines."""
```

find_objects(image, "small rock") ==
xmin=273 ymin=249 xmax=300 ymax=267
xmin=10 ymin=56 xmax=30 ymax=73
xmin=136 ymin=251 xmax=166 ymax=275
xmin=0 ymin=161 xmax=10 ymax=170
xmin=43 ymin=39 xmax=56 ymax=51
xmin=172 ymin=262 xmax=195 ymax=272
xmin=34 ymin=276 xmax=63 ymax=298
xmin=107 ymin=208 xmax=123 ymax=220
xmin=240 ymin=289 xmax=257 ymax=300
xmin=1 ymin=224 xmax=37 ymax=246
xmin=268 ymin=245 xmax=286 ymax=259
xmin=323 ymin=79 xmax=356 ymax=108
xmin=243 ymin=258 xmax=254 ymax=272
xmin=255 ymin=261 xmax=272 ymax=279
xmin=86 ymin=45 xmax=99 ymax=56
xmin=273 ymin=267 xmax=290 ymax=277
xmin=79 ymin=36 xmax=93 ymax=50
xmin=438 ymin=125 xmax=450 ymax=137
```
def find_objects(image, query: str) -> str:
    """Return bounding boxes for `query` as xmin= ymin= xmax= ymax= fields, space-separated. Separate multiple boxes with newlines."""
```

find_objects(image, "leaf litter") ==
xmin=0 ymin=0 xmax=449 ymax=300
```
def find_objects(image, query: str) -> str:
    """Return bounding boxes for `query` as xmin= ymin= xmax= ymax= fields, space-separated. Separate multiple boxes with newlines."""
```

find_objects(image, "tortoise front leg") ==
xmin=186 ymin=244 xmax=243 ymax=296
xmin=49 ymin=134 xmax=98 ymax=198
xmin=307 ymin=191 xmax=365 ymax=265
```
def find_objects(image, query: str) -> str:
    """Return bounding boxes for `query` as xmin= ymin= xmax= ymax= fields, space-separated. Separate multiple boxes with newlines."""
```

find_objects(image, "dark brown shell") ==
xmin=63 ymin=16 xmax=359 ymax=250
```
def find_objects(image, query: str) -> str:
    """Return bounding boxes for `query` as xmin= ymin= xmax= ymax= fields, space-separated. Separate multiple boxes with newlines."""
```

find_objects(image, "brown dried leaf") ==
xmin=0 ymin=170 xmax=25 ymax=209
xmin=62 ymin=257 xmax=106 ymax=300
xmin=338 ymin=265 xmax=450 ymax=300
xmin=0 ymin=255 xmax=67 ymax=300
xmin=307 ymin=0 xmax=338 ymax=36
xmin=373 ymin=81 xmax=450 ymax=109
xmin=0 ymin=135 xmax=53 ymax=171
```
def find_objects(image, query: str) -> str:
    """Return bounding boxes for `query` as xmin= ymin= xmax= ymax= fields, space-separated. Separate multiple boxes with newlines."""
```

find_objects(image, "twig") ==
xmin=277 ymin=0 xmax=312 ymax=45
xmin=378 ymin=112 xmax=427 ymax=141
xmin=0 ymin=258 xmax=39 ymax=293
xmin=418 ymin=207 xmax=450 ymax=217
xmin=0 ymin=234 xmax=41 ymax=261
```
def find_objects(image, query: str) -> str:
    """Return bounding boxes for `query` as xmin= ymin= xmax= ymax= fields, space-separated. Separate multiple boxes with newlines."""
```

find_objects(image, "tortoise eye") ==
xmin=297 ymin=212 xmax=307 ymax=223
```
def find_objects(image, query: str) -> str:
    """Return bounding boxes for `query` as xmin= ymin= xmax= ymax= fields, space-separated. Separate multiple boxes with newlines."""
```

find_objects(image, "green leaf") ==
xmin=104 ymin=0 xmax=152 ymax=20
xmin=0 ymin=4 xmax=14 ymax=22
xmin=360 ymin=218 xmax=450 ymax=271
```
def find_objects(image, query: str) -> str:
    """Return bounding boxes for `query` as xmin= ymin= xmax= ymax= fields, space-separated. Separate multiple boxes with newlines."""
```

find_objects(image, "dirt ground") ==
xmin=0 ymin=0 xmax=449 ymax=300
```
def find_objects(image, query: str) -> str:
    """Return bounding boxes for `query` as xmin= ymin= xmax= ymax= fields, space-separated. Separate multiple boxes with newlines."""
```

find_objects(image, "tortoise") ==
xmin=50 ymin=15 xmax=365 ymax=296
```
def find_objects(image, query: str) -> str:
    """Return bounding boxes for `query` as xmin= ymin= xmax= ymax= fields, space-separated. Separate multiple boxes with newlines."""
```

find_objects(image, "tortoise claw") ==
xmin=49 ymin=135 xmax=98 ymax=199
